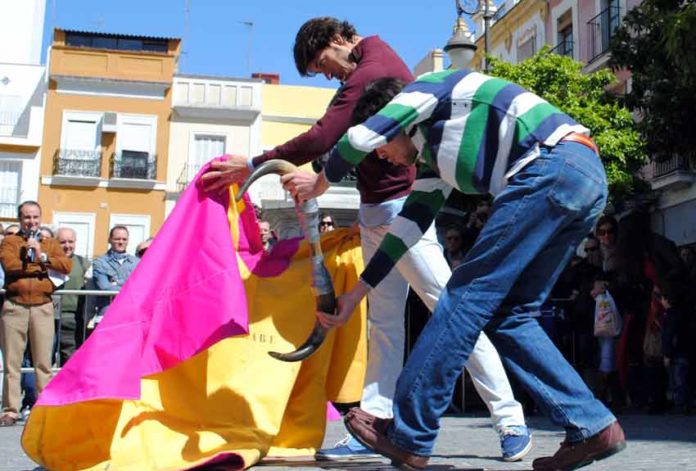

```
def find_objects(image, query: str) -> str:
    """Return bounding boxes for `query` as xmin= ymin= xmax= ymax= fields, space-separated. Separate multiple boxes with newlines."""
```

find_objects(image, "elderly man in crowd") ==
xmin=55 ymin=227 xmax=91 ymax=364
xmin=0 ymin=201 xmax=72 ymax=426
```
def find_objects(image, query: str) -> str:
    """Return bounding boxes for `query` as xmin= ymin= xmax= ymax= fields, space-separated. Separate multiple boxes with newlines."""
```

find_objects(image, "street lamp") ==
xmin=445 ymin=0 xmax=495 ymax=72
xmin=444 ymin=17 xmax=476 ymax=69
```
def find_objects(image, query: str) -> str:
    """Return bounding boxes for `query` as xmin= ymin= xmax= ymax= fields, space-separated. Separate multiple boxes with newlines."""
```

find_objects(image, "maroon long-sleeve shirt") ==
xmin=251 ymin=36 xmax=416 ymax=204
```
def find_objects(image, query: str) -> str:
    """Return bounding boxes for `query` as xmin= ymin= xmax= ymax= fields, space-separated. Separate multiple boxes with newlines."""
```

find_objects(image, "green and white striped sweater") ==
xmin=325 ymin=69 xmax=588 ymax=288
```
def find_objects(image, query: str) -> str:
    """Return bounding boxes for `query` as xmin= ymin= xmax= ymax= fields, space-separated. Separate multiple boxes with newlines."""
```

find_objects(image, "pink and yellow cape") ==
xmin=22 ymin=166 xmax=367 ymax=470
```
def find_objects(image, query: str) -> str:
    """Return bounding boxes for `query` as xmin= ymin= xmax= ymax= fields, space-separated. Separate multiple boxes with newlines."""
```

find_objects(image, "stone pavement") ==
xmin=2 ymin=412 xmax=695 ymax=470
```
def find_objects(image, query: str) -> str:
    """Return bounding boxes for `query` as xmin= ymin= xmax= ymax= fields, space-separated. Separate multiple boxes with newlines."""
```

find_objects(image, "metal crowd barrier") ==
xmin=0 ymin=289 xmax=119 ymax=374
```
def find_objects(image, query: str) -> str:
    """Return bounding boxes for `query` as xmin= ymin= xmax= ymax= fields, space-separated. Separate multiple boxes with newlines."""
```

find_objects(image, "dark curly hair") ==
xmin=351 ymin=77 xmax=406 ymax=125
xmin=293 ymin=17 xmax=357 ymax=76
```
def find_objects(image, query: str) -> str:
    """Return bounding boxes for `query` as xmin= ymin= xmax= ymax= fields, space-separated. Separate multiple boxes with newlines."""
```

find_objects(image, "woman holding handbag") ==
xmin=591 ymin=216 xmax=625 ymax=411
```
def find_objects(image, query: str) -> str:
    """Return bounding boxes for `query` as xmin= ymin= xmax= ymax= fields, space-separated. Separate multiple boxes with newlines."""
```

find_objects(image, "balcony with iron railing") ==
xmin=54 ymin=149 xmax=102 ymax=177
xmin=644 ymin=154 xmax=695 ymax=191
xmin=587 ymin=5 xmax=621 ymax=64
xmin=111 ymin=150 xmax=157 ymax=180
xmin=550 ymin=39 xmax=574 ymax=58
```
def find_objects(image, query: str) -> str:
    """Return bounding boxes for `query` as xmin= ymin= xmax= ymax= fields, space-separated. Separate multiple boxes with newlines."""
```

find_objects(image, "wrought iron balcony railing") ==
xmin=111 ymin=151 xmax=156 ymax=180
xmin=652 ymin=154 xmax=693 ymax=179
xmin=176 ymin=163 xmax=202 ymax=191
xmin=587 ymin=5 xmax=621 ymax=63
xmin=550 ymin=39 xmax=574 ymax=58
xmin=54 ymin=149 xmax=102 ymax=177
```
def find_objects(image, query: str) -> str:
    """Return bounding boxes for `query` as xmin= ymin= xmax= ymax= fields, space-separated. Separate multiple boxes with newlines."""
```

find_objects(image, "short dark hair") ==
xmin=17 ymin=200 xmax=41 ymax=219
xmin=351 ymin=77 xmax=406 ymax=125
xmin=39 ymin=225 xmax=54 ymax=238
xmin=109 ymin=225 xmax=129 ymax=239
xmin=294 ymin=17 xmax=357 ymax=76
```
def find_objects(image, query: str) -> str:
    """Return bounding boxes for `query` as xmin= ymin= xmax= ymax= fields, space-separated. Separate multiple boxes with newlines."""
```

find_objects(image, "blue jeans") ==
xmin=389 ymin=141 xmax=616 ymax=455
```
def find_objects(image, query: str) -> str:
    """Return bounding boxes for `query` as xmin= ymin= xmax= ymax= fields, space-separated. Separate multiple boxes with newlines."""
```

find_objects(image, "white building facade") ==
xmin=167 ymin=74 xmax=263 ymax=216
xmin=0 ymin=0 xmax=46 ymax=220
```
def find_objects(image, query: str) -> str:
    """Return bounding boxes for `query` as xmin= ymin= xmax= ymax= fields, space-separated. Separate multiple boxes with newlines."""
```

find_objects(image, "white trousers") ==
xmin=359 ymin=223 xmax=525 ymax=433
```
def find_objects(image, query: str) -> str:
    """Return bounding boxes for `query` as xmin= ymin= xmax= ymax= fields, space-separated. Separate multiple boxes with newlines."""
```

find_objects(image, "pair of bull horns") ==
xmin=236 ymin=160 xmax=336 ymax=362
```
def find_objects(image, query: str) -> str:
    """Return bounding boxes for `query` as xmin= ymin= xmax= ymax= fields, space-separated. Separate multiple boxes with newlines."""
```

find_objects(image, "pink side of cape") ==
xmin=37 ymin=165 xmax=249 ymax=406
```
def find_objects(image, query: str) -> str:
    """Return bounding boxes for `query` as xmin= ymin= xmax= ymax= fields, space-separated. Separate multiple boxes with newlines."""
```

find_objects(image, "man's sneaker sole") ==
xmin=503 ymin=436 xmax=533 ymax=462
xmin=315 ymin=452 xmax=382 ymax=461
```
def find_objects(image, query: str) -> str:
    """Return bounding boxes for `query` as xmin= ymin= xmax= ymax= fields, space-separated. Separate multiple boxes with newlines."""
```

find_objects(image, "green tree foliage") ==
xmin=610 ymin=0 xmax=696 ymax=161
xmin=488 ymin=49 xmax=647 ymax=201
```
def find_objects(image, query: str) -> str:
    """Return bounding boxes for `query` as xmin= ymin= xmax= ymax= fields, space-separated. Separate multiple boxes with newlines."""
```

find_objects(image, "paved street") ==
xmin=2 ymin=411 xmax=695 ymax=470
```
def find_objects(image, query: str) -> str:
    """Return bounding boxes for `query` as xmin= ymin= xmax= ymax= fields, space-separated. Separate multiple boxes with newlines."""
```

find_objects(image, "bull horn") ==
xmin=235 ymin=160 xmax=299 ymax=202
xmin=237 ymin=159 xmax=337 ymax=362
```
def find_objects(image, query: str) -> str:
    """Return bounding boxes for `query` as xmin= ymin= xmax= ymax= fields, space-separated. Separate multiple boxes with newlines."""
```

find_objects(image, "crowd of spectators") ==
xmin=3 ymin=198 xmax=694 ymax=426
xmin=536 ymin=212 xmax=694 ymax=415
xmin=0 ymin=202 xmax=152 ymax=426
xmin=431 ymin=203 xmax=695 ymax=416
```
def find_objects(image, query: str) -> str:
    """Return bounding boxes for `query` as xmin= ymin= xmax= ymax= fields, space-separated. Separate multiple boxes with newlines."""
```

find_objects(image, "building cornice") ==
xmin=41 ymin=175 xmax=166 ymax=191
xmin=262 ymin=114 xmax=319 ymax=125
xmin=175 ymin=73 xmax=264 ymax=84
xmin=172 ymin=106 xmax=260 ymax=122
xmin=52 ymin=75 xmax=170 ymax=100
xmin=0 ymin=142 xmax=40 ymax=153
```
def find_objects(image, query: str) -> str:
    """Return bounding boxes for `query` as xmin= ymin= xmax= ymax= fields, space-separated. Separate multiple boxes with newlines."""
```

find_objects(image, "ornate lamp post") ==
xmin=444 ymin=16 xmax=476 ymax=69
xmin=445 ymin=0 xmax=495 ymax=72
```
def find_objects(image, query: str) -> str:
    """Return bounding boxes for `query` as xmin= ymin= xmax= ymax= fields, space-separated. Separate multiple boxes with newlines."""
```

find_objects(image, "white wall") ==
xmin=0 ymin=0 xmax=46 ymax=65
xmin=0 ymin=64 xmax=46 ymax=138
xmin=167 ymin=121 xmax=252 ymax=185
xmin=0 ymin=63 xmax=46 ymax=215
xmin=165 ymin=120 xmax=253 ymax=216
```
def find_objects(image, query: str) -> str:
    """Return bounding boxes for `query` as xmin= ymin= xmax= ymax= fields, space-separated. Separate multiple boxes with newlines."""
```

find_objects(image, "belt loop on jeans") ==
xmin=560 ymin=132 xmax=599 ymax=154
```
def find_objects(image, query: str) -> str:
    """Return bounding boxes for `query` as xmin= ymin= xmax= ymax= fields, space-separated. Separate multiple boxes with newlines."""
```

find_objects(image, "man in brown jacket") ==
xmin=0 ymin=201 xmax=72 ymax=426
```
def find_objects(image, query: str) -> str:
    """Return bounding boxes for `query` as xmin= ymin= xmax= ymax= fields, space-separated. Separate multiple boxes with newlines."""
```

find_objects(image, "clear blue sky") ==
xmin=41 ymin=0 xmax=475 ymax=89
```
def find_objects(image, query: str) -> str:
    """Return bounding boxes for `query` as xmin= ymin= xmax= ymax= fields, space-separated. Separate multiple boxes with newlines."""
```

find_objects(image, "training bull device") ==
xmin=236 ymin=160 xmax=337 ymax=362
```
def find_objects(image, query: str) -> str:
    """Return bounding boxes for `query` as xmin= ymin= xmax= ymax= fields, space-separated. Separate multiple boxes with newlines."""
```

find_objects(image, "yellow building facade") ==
xmin=38 ymin=29 xmax=180 ymax=257
xmin=260 ymin=82 xmax=335 ymax=152
xmin=255 ymin=79 xmax=360 ymax=238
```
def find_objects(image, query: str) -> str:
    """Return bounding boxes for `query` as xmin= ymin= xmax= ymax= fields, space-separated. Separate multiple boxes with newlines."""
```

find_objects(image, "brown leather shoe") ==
xmin=0 ymin=414 xmax=18 ymax=427
xmin=532 ymin=421 xmax=626 ymax=470
xmin=344 ymin=408 xmax=429 ymax=470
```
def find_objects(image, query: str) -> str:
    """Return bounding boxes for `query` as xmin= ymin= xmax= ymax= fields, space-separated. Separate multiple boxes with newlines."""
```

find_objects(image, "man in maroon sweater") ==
xmin=202 ymin=17 xmax=531 ymax=462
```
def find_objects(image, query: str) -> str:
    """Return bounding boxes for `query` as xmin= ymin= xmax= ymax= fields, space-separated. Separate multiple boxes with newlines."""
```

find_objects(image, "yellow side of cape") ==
xmin=22 ymin=196 xmax=366 ymax=470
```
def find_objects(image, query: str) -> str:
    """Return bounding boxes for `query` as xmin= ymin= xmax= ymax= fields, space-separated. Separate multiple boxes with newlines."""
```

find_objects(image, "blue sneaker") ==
xmin=315 ymin=434 xmax=381 ymax=461
xmin=500 ymin=426 xmax=533 ymax=462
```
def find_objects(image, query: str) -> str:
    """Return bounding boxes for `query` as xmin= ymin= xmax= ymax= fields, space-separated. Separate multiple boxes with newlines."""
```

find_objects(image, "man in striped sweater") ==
xmin=204 ymin=17 xmax=531 ymax=462
xmin=282 ymin=73 xmax=626 ymax=470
